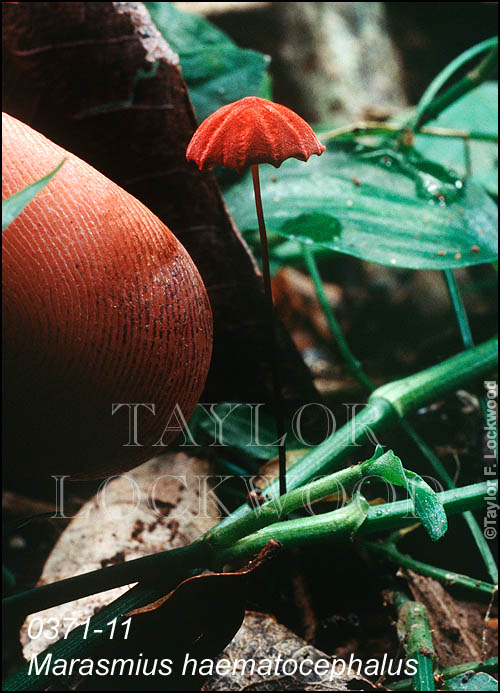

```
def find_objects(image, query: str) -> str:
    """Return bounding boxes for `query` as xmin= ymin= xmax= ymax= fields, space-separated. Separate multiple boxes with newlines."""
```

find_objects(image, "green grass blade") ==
xmin=2 ymin=159 xmax=65 ymax=232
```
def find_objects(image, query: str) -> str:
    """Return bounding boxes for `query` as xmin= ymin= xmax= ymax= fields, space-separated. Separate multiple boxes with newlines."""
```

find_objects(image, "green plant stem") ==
xmin=3 ymin=340 xmax=497 ymax=623
xmin=219 ymin=398 xmax=396 ymax=524
xmin=373 ymin=338 xmax=497 ymax=416
xmin=213 ymin=496 xmax=371 ymax=568
xmin=3 ymin=542 xmax=208 ymax=628
xmin=207 ymin=448 xmax=424 ymax=550
xmin=3 ymin=402 xmax=392 ymax=624
xmin=252 ymin=163 xmax=287 ymax=498
xmin=205 ymin=463 xmax=365 ymax=550
xmin=444 ymin=269 xmax=474 ymax=348
xmin=365 ymin=536 xmax=496 ymax=596
xmin=444 ymin=268 xmax=493 ymax=419
xmin=393 ymin=420 xmax=498 ymax=584
xmin=4 ymin=475 xmax=495 ymax=625
xmin=440 ymin=657 xmax=498 ymax=680
xmin=3 ymin=452 xmax=387 ymax=619
xmin=388 ymin=657 xmax=498 ymax=691
xmin=361 ymin=480 xmax=494 ymax=534
xmin=2 ymin=577 xmax=195 ymax=693
xmin=385 ymin=590 xmax=436 ymax=692
xmin=216 ymin=337 xmax=497 ymax=534
xmin=412 ymin=41 xmax=499 ymax=131
xmin=303 ymin=244 xmax=373 ymax=391
xmin=2 ymin=480 xmax=494 ymax=692
xmin=213 ymin=481 xmax=494 ymax=568
xmin=304 ymin=244 xmax=497 ymax=582
xmin=411 ymin=34 xmax=498 ymax=485
xmin=413 ymin=656 xmax=435 ymax=692
xmin=319 ymin=121 xmax=498 ymax=144
xmin=412 ymin=37 xmax=498 ymax=131
xmin=443 ymin=270 xmax=498 ymax=580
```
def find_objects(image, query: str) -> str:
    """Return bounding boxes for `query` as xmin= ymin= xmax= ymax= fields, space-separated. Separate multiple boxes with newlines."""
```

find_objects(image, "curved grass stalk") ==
xmin=365 ymin=533 xmax=496 ymax=596
xmin=412 ymin=37 xmax=498 ymax=129
xmin=2 ymin=480 xmax=495 ymax=692
xmin=444 ymin=269 xmax=474 ymax=349
xmin=319 ymin=121 xmax=498 ymax=144
xmin=215 ymin=481 xmax=495 ymax=567
xmin=3 ymin=338 xmax=497 ymax=671
xmin=444 ymin=269 xmax=494 ymax=426
xmin=303 ymin=244 xmax=498 ymax=583
xmin=410 ymin=37 xmax=498 ymax=131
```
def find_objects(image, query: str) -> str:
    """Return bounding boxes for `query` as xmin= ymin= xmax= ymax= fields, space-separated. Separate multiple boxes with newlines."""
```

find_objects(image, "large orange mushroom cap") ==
xmin=186 ymin=96 xmax=326 ymax=173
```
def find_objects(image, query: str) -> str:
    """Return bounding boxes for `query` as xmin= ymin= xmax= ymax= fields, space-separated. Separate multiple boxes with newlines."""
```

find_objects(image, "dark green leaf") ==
xmin=2 ymin=160 xmax=65 ymax=232
xmin=416 ymin=82 xmax=498 ymax=197
xmin=145 ymin=2 xmax=270 ymax=122
xmin=194 ymin=403 xmax=303 ymax=461
xmin=444 ymin=671 xmax=499 ymax=691
xmin=223 ymin=141 xmax=498 ymax=270
xmin=198 ymin=403 xmax=276 ymax=460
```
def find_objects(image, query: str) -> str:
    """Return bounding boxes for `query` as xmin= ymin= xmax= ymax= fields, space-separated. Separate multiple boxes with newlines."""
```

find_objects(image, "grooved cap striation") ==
xmin=186 ymin=96 xmax=326 ymax=173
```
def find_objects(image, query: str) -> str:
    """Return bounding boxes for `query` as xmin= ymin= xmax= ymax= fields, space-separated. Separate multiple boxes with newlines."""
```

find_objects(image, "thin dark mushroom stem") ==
xmin=251 ymin=163 xmax=287 ymax=499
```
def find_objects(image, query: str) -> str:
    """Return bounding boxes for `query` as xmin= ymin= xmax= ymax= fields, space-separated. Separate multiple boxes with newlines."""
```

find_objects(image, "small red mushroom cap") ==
xmin=186 ymin=96 xmax=326 ymax=173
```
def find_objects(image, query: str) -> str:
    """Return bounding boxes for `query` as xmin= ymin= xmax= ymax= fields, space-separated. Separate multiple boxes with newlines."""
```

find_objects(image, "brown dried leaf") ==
xmin=201 ymin=611 xmax=378 ymax=691
xmin=274 ymin=267 xmax=343 ymax=343
xmin=406 ymin=570 xmax=498 ymax=668
xmin=20 ymin=452 xmax=219 ymax=660
xmin=123 ymin=541 xmax=281 ymax=659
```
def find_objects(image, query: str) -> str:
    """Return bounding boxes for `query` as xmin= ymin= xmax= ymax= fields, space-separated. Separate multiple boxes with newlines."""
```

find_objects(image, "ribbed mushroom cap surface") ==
xmin=187 ymin=96 xmax=325 ymax=173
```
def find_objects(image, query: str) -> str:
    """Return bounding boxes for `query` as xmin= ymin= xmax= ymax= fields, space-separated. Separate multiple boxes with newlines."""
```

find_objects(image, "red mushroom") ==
xmin=187 ymin=96 xmax=325 ymax=497
xmin=186 ymin=96 xmax=325 ymax=173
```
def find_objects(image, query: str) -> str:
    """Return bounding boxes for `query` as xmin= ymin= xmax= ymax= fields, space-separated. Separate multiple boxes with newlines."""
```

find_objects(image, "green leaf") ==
xmin=444 ymin=671 xmax=499 ymax=691
xmin=362 ymin=450 xmax=448 ymax=541
xmin=2 ymin=160 xmax=65 ymax=232
xmin=416 ymin=82 xmax=498 ymax=197
xmin=198 ymin=403 xmax=276 ymax=460
xmin=363 ymin=449 xmax=408 ymax=486
xmin=223 ymin=141 xmax=498 ymax=270
xmin=195 ymin=403 xmax=302 ymax=461
xmin=347 ymin=493 xmax=372 ymax=540
xmin=403 ymin=469 xmax=448 ymax=542
xmin=145 ymin=2 xmax=270 ymax=122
